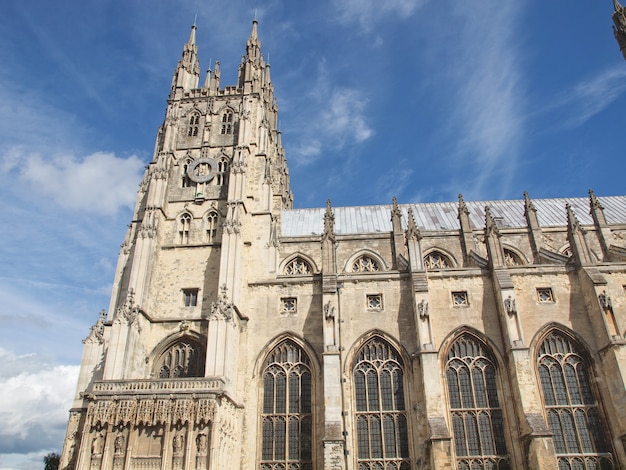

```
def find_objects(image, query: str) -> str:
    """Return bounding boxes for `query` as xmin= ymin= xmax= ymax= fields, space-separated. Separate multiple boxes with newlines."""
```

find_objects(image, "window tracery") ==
xmin=181 ymin=161 xmax=193 ymax=188
xmin=537 ymin=332 xmax=614 ymax=469
xmin=503 ymin=249 xmax=522 ymax=267
xmin=352 ymin=255 xmax=380 ymax=273
xmin=187 ymin=113 xmax=200 ymax=137
xmin=445 ymin=335 xmax=509 ymax=469
xmin=284 ymin=257 xmax=312 ymax=275
xmin=206 ymin=211 xmax=218 ymax=243
xmin=178 ymin=213 xmax=191 ymax=244
xmin=424 ymin=251 xmax=452 ymax=270
xmin=261 ymin=340 xmax=312 ymax=470
xmin=157 ymin=339 xmax=205 ymax=379
xmin=220 ymin=111 xmax=233 ymax=134
xmin=216 ymin=157 xmax=229 ymax=185
xmin=353 ymin=338 xmax=410 ymax=470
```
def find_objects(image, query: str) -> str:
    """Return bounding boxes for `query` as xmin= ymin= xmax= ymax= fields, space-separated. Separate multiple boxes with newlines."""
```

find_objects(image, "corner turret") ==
xmin=170 ymin=24 xmax=201 ymax=98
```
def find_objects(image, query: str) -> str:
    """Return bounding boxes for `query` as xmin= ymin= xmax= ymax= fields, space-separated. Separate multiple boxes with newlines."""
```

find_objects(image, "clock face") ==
xmin=187 ymin=157 xmax=217 ymax=183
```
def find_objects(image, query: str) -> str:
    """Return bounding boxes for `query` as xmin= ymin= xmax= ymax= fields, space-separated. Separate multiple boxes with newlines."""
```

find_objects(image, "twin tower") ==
xmin=60 ymin=21 xmax=626 ymax=470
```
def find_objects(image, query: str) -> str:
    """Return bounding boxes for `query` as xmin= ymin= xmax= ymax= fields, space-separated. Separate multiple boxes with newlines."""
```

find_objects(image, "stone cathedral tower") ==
xmin=61 ymin=20 xmax=626 ymax=470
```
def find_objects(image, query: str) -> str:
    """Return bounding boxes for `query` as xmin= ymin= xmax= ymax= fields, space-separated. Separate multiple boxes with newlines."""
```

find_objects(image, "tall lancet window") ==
xmin=179 ymin=213 xmax=191 ymax=244
xmin=537 ymin=331 xmax=614 ymax=469
xmin=220 ymin=111 xmax=233 ymax=134
xmin=353 ymin=337 xmax=410 ymax=469
xmin=261 ymin=340 xmax=313 ymax=470
xmin=187 ymin=113 xmax=200 ymax=137
xmin=206 ymin=211 xmax=218 ymax=243
xmin=445 ymin=335 xmax=510 ymax=469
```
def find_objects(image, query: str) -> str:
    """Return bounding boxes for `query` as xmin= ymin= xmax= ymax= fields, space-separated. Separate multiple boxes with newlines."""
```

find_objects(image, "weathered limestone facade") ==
xmin=61 ymin=21 xmax=626 ymax=470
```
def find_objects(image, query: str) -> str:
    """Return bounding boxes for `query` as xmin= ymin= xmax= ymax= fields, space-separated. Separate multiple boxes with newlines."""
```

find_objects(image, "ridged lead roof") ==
xmin=281 ymin=196 xmax=626 ymax=237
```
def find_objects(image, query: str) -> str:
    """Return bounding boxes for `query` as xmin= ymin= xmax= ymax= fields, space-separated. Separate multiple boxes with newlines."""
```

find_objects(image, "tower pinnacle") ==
xmin=613 ymin=0 xmax=626 ymax=60
xmin=170 ymin=24 xmax=201 ymax=97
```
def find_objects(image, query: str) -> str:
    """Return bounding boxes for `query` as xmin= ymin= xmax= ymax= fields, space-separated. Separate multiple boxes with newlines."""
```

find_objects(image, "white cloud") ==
xmin=289 ymin=63 xmax=374 ymax=166
xmin=558 ymin=66 xmax=626 ymax=128
xmin=0 ymin=348 xmax=78 ymax=455
xmin=333 ymin=0 xmax=426 ymax=30
xmin=439 ymin=1 xmax=525 ymax=199
xmin=2 ymin=149 xmax=144 ymax=215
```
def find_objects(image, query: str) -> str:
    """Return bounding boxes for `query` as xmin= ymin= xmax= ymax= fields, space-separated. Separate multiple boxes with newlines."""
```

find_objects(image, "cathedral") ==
xmin=60 ymin=19 xmax=626 ymax=470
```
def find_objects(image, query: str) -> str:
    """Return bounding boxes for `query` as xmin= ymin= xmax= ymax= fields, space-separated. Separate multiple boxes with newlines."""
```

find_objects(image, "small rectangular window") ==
xmin=452 ymin=291 xmax=469 ymax=307
xmin=183 ymin=289 xmax=198 ymax=307
xmin=367 ymin=294 xmax=383 ymax=310
xmin=281 ymin=297 xmax=297 ymax=314
xmin=537 ymin=288 xmax=554 ymax=303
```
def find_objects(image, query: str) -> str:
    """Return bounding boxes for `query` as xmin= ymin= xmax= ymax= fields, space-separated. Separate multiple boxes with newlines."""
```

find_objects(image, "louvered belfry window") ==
xmin=537 ymin=332 xmax=614 ymax=469
xmin=445 ymin=335 xmax=510 ymax=469
xmin=353 ymin=337 xmax=410 ymax=470
xmin=261 ymin=340 xmax=313 ymax=470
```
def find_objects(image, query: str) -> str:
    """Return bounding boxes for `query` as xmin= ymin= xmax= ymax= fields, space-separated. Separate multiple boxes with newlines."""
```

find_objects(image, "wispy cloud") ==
xmin=289 ymin=63 xmax=374 ymax=166
xmin=440 ymin=1 xmax=525 ymax=199
xmin=553 ymin=65 xmax=626 ymax=129
xmin=332 ymin=0 xmax=426 ymax=31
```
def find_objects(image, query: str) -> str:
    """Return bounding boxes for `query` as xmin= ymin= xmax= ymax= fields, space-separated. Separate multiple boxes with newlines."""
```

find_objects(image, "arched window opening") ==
xmin=216 ymin=157 xmax=228 ymax=186
xmin=157 ymin=339 xmax=205 ymax=379
xmin=284 ymin=257 xmax=312 ymax=275
xmin=207 ymin=211 xmax=218 ymax=243
xmin=182 ymin=162 xmax=193 ymax=188
xmin=445 ymin=335 xmax=510 ymax=469
xmin=187 ymin=114 xmax=200 ymax=137
xmin=353 ymin=338 xmax=410 ymax=470
xmin=261 ymin=340 xmax=312 ymax=470
xmin=424 ymin=251 xmax=452 ymax=270
xmin=352 ymin=255 xmax=381 ymax=273
xmin=220 ymin=111 xmax=233 ymax=134
xmin=537 ymin=332 xmax=614 ymax=469
xmin=503 ymin=249 xmax=522 ymax=267
xmin=179 ymin=213 xmax=191 ymax=244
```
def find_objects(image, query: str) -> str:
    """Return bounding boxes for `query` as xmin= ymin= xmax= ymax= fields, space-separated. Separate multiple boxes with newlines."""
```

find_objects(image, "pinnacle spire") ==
xmin=170 ymin=23 xmax=200 ymax=96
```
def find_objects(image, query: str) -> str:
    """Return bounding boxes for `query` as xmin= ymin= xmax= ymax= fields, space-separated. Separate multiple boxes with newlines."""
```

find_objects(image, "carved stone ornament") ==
xmin=418 ymin=299 xmax=429 ymax=319
xmin=324 ymin=301 xmax=336 ymax=321
xmin=179 ymin=320 xmax=191 ymax=332
xmin=84 ymin=309 xmax=106 ymax=344
xmin=114 ymin=289 xmax=142 ymax=329
xmin=172 ymin=434 xmax=184 ymax=455
xmin=196 ymin=432 xmax=208 ymax=454
xmin=187 ymin=157 xmax=217 ymax=183
xmin=114 ymin=434 xmax=126 ymax=456
xmin=598 ymin=290 xmax=613 ymax=311
xmin=210 ymin=285 xmax=234 ymax=321
xmin=504 ymin=295 xmax=517 ymax=316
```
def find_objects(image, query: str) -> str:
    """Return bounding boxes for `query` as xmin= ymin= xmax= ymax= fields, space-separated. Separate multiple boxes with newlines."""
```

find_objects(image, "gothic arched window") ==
xmin=261 ymin=340 xmax=312 ymax=469
xmin=284 ymin=257 xmax=312 ymax=275
xmin=353 ymin=338 xmax=410 ymax=469
xmin=537 ymin=331 xmax=614 ymax=469
xmin=179 ymin=213 xmax=191 ymax=244
xmin=157 ymin=339 xmax=205 ymax=378
xmin=352 ymin=255 xmax=380 ymax=273
xmin=182 ymin=161 xmax=193 ymax=188
xmin=206 ymin=211 xmax=218 ymax=243
xmin=220 ymin=111 xmax=233 ymax=134
xmin=445 ymin=335 xmax=510 ymax=468
xmin=187 ymin=113 xmax=200 ymax=137
xmin=216 ymin=157 xmax=229 ymax=185
xmin=424 ymin=251 xmax=452 ymax=270
xmin=503 ymin=249 xmax=523 ymax=267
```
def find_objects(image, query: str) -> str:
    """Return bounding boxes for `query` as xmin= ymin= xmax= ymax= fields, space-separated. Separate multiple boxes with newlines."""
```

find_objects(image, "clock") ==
xmin=186 ymin=157 xmax=217 ymax=183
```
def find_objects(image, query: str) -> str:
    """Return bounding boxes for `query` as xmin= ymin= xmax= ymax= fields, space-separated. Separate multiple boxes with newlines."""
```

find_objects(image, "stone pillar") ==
xmin=458 ymin=194 xmax=477 ymax=267
xmin=321 ymin=201 xmax=345 ymax=469
xmin=524 ymin=192 xmax=543 ymax=264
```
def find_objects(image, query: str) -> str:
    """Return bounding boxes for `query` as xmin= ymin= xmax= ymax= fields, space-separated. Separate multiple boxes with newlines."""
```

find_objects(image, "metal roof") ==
xmin=281 ymin=195 xmax=626 ymax=237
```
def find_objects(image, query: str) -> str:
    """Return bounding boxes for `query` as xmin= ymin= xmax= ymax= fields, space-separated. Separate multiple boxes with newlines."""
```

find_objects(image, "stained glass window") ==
xmin=537 ymin=331 xmax=614 ymax=469
xmin=261 ymin=340 xmax=312 ymax=470
xmin=353 ymin=338 xmax=410 ymax=470
xmin=284 ymin=258 xmax=312 ymax=275
xmin=352 ymin=255 xmax=380 ymax=273
xmin=445 ymin=335 xmax=510 ymax=469
xmin=424 ymin=251 xmax=452 ymax=270
xmin=157 ymin=339 xmax=205 ymax=378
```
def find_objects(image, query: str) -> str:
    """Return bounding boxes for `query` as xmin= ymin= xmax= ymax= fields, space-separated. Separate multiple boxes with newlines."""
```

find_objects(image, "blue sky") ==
xmin=0 ymin=0 xmax=624 ymax=468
